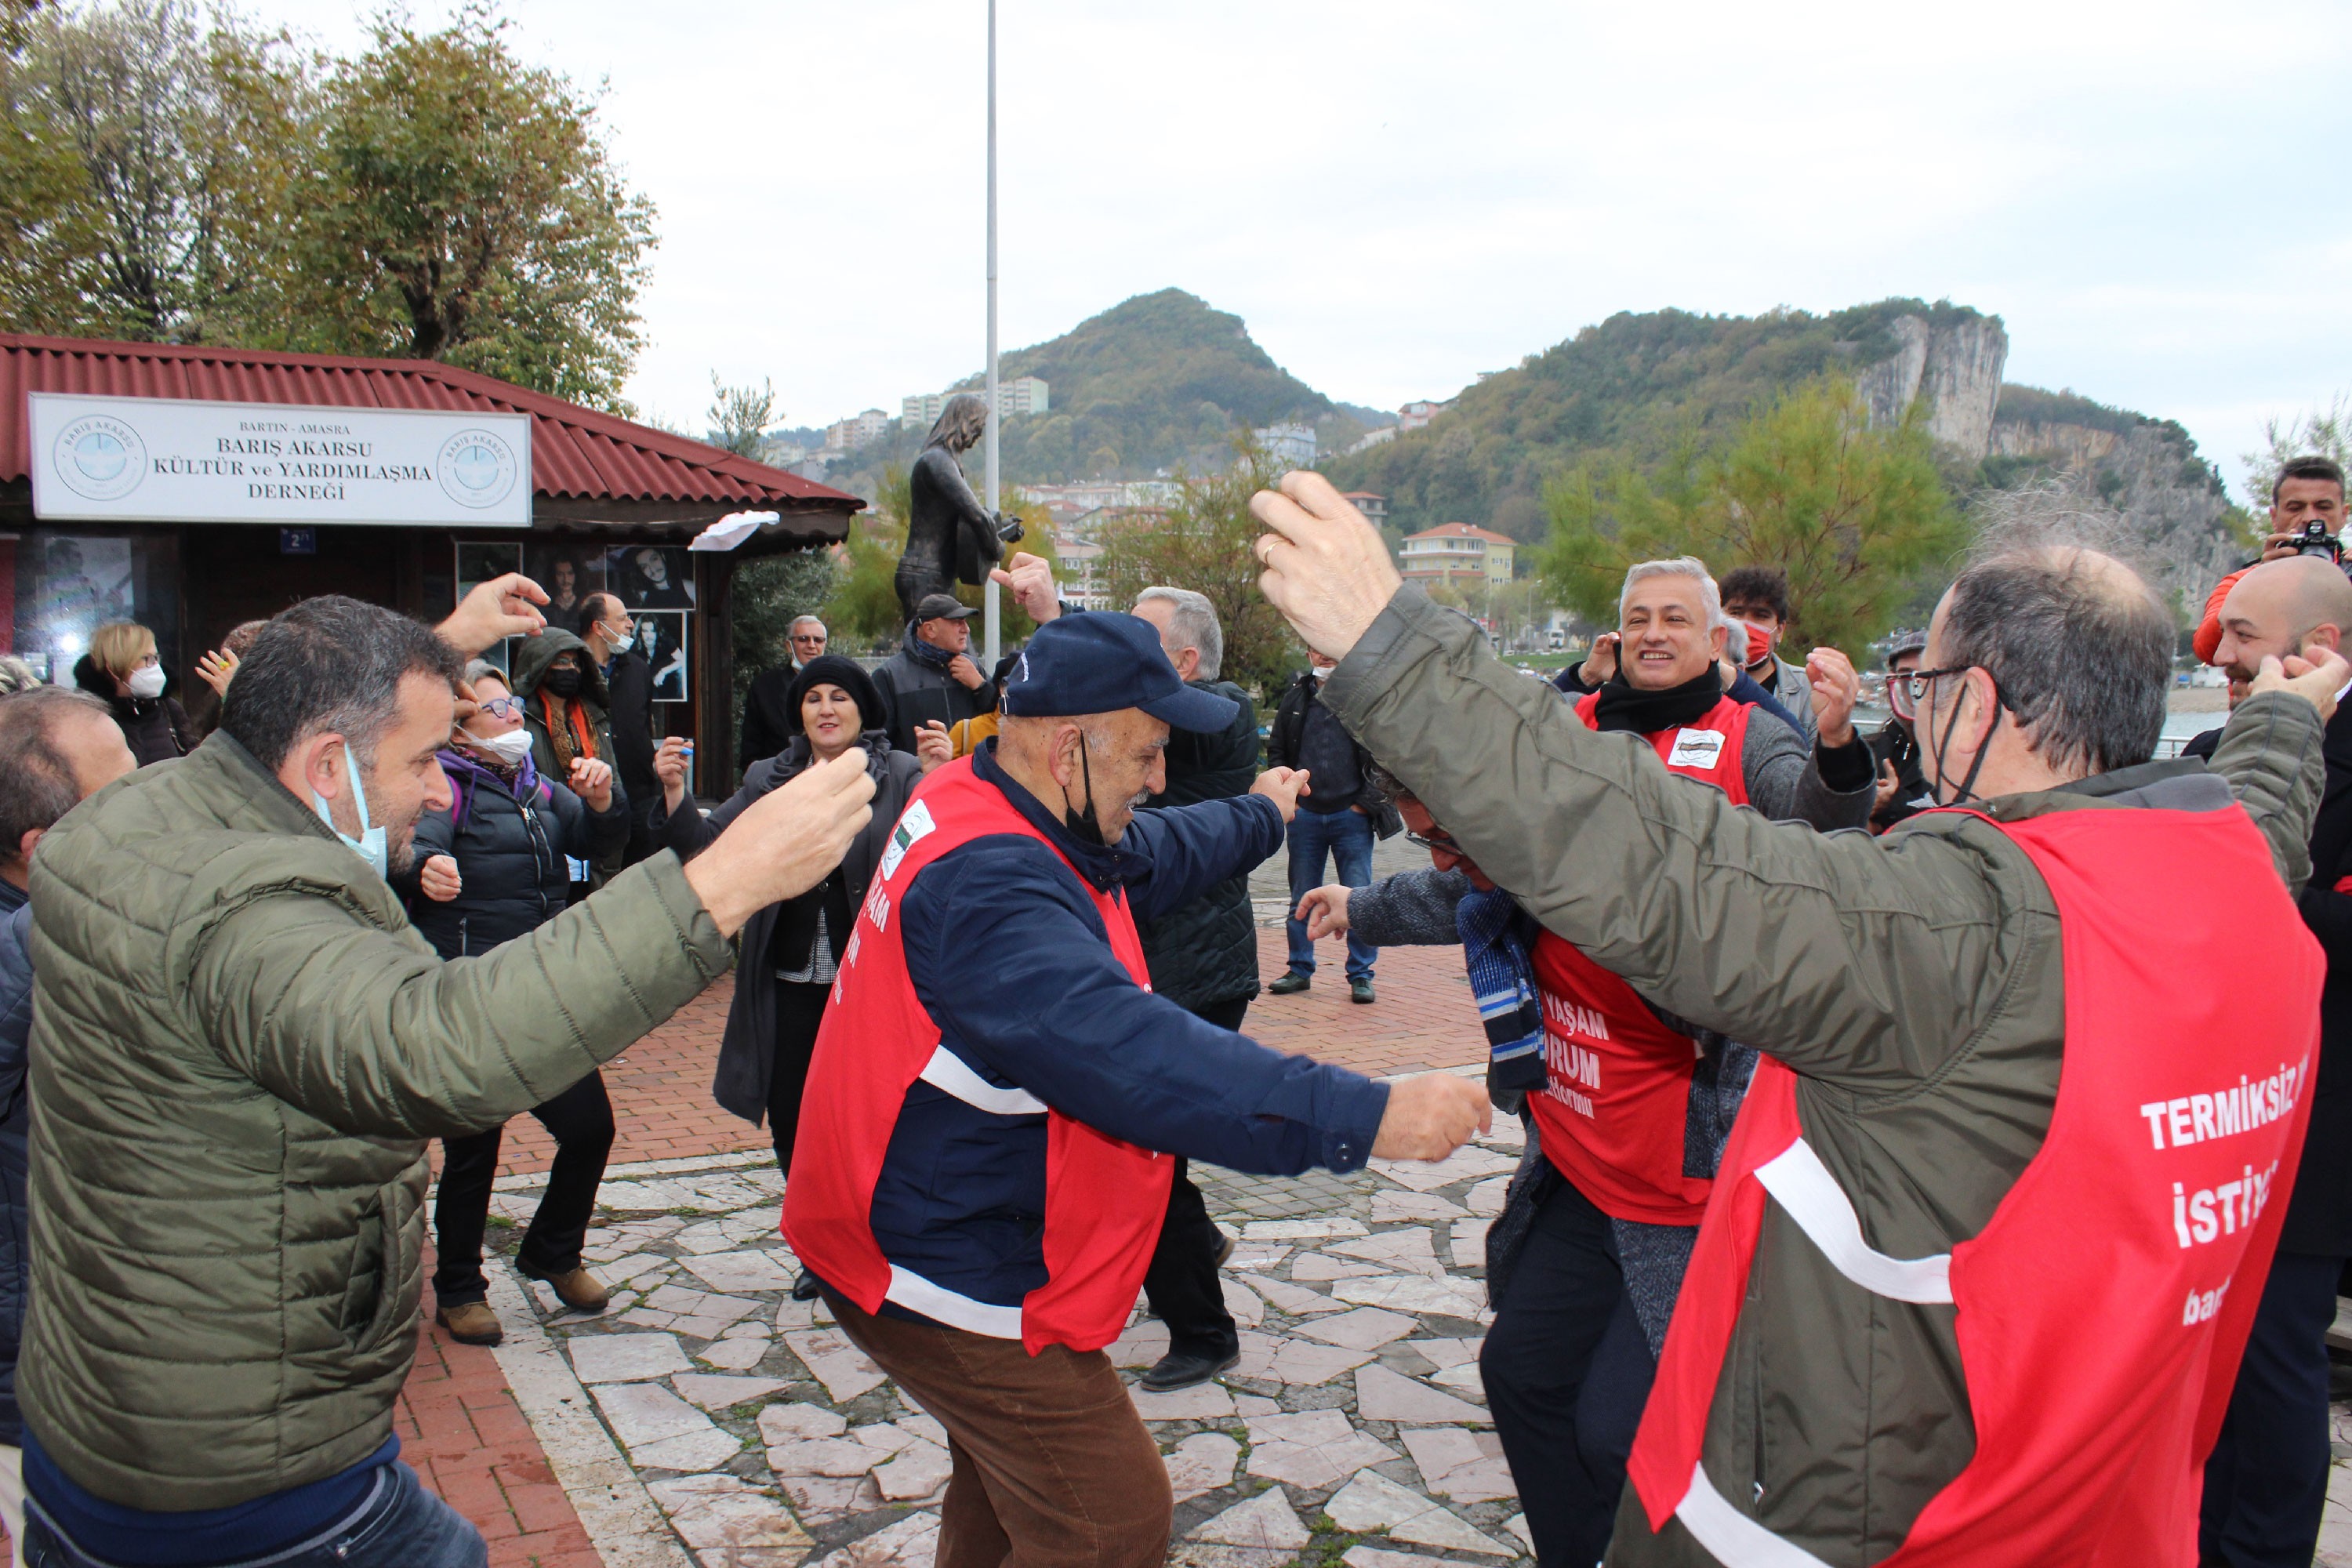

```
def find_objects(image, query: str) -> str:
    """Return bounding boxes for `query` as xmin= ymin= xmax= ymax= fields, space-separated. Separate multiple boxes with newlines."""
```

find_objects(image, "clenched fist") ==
xmin=1250 ymin=767 xmax=1312 ymax=823
xmin=1371 ymin=1073 xmax=1491 ymax=1161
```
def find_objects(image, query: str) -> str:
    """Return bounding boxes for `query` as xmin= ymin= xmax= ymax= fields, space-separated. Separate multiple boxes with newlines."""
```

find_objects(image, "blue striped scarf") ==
xmin=1455 ymin=886 xmax=1548 ymax=1094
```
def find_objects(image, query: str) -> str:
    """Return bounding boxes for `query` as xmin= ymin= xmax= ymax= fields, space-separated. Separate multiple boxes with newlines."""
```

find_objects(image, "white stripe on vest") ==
xmin=917 ymin=1044 xmax=1048 ymax=1116
xmin=884 ymin=1263 xmax=1024 ymax=1338
xmin=1677 ymin=1464 xmax=1835 ymax=1568
xmin=1754 ymin=1139 xmax=1953 ymax=1304
xmin=1674 ymin=1138 xmax=1955 ymax=1563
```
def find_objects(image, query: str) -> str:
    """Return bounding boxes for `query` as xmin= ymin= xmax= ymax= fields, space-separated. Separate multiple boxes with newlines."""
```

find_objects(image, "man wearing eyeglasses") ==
xmin=1252 ymin=471 xmax=2343 ymax=1568
xmin=1871 ymin=631 xmax=1935 ymax=831
xmin=789 ymin=615 xmax=828 ymax=670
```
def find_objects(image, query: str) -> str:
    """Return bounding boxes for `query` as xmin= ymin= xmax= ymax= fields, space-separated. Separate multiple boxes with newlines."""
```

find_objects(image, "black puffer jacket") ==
xmin=653 ymin=732 xmax=924 ymax=1123
xmin=1138 ymin=678 xmax=1265 ymax=1013
xmin=72 ymin=655 xmax=188 ymax=768
xmin=399 ymin=749 xmax=628 ymax=958
xmin=1269 ymin=670 xmax=1403 ymax=838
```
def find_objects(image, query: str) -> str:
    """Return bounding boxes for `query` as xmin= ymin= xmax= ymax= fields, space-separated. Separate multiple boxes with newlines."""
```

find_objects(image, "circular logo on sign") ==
xmin=52 ymin=414 xmax=147 ymax=502
xmin=436 ymin=428 xmax=519 ymax=510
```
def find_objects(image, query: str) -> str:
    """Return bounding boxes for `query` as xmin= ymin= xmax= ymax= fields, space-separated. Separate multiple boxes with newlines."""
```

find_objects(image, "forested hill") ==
xmin=1319 ymin=299 xmax=1998 ymax=543
xmin=826 ymin=289 xmax=1380 ymax=492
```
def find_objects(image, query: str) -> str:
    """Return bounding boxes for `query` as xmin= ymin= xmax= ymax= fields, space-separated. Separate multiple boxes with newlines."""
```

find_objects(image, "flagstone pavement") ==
xmin=400 ymin=908 xmax=1512 ymax=1567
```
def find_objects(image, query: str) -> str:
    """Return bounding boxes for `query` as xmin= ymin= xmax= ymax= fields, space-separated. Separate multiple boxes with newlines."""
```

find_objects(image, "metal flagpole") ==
xmin=982 ymin=0 xmax=1001 ymax=666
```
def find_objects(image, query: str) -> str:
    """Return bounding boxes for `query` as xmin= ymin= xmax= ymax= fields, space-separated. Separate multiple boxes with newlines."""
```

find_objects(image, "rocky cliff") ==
xmin=1978 ymin=384 xmax=2246 ymax=612
xmin=1854 ymin=313 xmax=2009 ymax=457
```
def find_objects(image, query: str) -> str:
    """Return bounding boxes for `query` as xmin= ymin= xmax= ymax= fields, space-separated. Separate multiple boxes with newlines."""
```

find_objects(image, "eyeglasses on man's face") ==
xmin=1897 ymin=666 xmax=1975 ymax=706
xmin=476 ymin=695 xmax=524 ymax=721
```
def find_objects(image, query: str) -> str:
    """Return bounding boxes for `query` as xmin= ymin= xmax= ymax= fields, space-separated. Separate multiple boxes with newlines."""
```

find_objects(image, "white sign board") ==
xmin=27 ymin=392 xmax=532 ymax=527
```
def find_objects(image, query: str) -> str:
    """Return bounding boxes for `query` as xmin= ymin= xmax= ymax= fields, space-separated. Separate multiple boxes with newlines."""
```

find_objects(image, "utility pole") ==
xmin=982 ymin=0 xmax=1001 ymax=666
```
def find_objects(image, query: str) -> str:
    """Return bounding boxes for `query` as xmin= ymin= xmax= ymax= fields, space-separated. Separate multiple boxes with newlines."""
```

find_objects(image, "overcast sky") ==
xmin=259 ymin=0 xmax=2348 ymax=503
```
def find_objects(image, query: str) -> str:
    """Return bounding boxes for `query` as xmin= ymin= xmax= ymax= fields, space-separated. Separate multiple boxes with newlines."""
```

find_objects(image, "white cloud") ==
xmin=251 ymin=0 xmax=2352 ymax=500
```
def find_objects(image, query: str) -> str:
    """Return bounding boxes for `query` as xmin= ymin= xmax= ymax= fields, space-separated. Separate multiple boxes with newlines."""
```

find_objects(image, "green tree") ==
xmin=1094 ymin=437 xmax=1301 ymax=698
xmin=2242 ymin=394 xmax=2352 ymax=507
xmin=1538 ymin=378 xmax=1964 ymax=652
xmin=282 ymin=5 xmax=655 ymax=410
xmin=9 ymin=0 xmax=311 ymax=341
xmin=706 ymin=372 xmax=776 ymax=457
xmin=731 ymin=547 xmax=837 ymax=682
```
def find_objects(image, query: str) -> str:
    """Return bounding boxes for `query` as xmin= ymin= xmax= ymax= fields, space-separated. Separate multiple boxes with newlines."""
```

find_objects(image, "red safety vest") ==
xmin=1527 ymin=694 xmax=1755 ymax=1224
xmin=782 ymin=757 xmax=1175 ymax=1356
xmin=1626 ymin=805 xmax=2321 ymax=1566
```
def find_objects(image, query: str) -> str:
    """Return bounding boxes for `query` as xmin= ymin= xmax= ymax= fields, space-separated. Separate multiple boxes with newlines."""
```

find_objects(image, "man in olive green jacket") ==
xmin=18 ymin=583 xmax=873 ymax=1567
xmin=1250 ymin=472 xmax=2343 ymax=1567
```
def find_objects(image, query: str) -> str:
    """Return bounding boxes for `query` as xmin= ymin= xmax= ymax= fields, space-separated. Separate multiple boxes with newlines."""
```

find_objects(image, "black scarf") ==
xmin=1590 ymin=665 xmax=1724 ymax=735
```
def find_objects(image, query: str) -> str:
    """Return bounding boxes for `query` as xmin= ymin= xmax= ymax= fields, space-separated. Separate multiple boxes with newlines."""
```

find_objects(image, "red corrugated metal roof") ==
xmin=0 ymin=332 xmax=861 ymax=510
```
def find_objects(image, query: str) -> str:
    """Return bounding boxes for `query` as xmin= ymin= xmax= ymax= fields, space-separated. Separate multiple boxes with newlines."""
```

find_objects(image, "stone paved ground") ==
xmin=470 ymin=1082 xmax=1535 ymax=1567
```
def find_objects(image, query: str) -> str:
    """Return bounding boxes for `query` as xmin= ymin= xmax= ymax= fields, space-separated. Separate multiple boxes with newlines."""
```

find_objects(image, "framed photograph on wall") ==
xmin=524 ymin=543 xmax=606 ymax=636
xmin=637 ymin=610 xmax=688 ymax=702
xmin=454 ymin=540 xmax=521 ymax=600
xmin=607 ymin=545 xmax=694 ymax=610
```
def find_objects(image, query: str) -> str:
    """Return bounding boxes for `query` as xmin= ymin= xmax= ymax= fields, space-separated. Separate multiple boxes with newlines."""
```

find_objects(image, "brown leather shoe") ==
xmin=522 ymin=1265 xmax=610 ymax=1313
xmin=436 ymin=1301 xmax=503 ymax=1346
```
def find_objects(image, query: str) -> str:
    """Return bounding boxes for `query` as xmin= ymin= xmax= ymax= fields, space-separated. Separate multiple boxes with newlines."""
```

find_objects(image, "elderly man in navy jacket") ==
xmin=786 ymin=612 xmax=1490 ymax=1568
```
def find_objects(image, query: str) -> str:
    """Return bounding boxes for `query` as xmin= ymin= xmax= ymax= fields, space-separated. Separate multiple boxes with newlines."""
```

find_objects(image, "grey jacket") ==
xmin=1322 ymin=588 xmax=2325 ymax=1567
xmin=1758 ymin=652 xmax=1818 ymax=742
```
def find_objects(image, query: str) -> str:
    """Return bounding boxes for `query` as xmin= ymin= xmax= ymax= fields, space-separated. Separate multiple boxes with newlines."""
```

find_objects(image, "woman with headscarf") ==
xmin=652 ymin=655 xmax=947 ymax=1176
xmin=72 ymin=621 xmax=188 ymax=766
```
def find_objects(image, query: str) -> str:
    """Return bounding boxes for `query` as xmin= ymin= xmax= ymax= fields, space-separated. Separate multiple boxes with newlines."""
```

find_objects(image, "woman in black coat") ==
xmin=399 ymin=666 xmax=630 ymax=1346
xmin=653 ymin=655 xmax=946 ymax=1174
xmin=73 ymin=621 xmax=188 ymax=766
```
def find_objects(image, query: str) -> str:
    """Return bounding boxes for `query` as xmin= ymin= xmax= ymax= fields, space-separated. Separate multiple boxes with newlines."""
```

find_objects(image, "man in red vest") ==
xmin=1252 ymin=470 xmax=2343 ymax=1568
xmin=785 ymin=609 xmax=1490 ymax=1568
xmin=1489 ymin=555 xmax=1875 ymax=1564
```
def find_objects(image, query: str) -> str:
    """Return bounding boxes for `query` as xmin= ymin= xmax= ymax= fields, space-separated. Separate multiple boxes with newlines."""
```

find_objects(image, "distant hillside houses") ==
xmin=1400 ymin=521 xmax=1515 ymax=586
xmin=902 ymin=376 xmax=1050 ymax=429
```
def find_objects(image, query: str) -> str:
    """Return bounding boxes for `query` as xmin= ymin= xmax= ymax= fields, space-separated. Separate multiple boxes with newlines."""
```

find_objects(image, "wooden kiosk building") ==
xmin=0 ymin=333 xmax=861 ymax=791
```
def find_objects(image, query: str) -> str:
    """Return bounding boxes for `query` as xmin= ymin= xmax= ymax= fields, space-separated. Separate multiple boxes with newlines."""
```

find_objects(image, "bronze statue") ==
xmin=897 ymin=393 xmax=1023 ymax=623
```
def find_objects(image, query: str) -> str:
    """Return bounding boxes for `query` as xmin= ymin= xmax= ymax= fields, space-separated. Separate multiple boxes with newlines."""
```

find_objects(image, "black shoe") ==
xmin=1351 ymin=978 xmax=1376 ymax=1004
xmin=791 ymin=1268 xmax=822 ymax=1302
xmin=1141 ymin=1348 xmax=1240 ymax=1392
xmin=1268 ymin=972 xmax=1311 ymax=996
xmin=1212 ymin=1229 xmax=1235 ymax=1269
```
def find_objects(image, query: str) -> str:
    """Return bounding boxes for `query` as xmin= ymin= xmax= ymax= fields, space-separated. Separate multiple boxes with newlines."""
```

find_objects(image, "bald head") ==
xmin=2215 ymin=556 xmax=2352 ymax=684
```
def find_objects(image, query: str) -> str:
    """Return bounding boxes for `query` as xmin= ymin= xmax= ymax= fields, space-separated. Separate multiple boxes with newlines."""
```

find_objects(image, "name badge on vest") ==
xmin=1666 ymin=728 xmax=1725 ymax=769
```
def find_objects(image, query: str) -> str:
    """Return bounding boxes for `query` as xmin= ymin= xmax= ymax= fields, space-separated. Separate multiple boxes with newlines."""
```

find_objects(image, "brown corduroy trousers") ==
xmin=822 ymin=1290 xmax=1172 ymax=1568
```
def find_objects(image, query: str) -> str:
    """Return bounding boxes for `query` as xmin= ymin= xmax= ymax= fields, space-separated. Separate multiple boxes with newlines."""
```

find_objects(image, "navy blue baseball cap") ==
xmin=1000 ymin=613 xmax=1240 ymax=732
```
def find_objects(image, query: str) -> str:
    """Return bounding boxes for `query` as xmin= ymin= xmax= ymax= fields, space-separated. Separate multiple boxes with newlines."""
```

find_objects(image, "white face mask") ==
xmin=597 ymin=622 xmax=633 ymax=655
xmin=126 ymin=665 xmax=167 ymax=699
xmin=311 ymin=748 xmax=388 ymax=880
xmin=468 ymin=729 xmax=535 ymax=768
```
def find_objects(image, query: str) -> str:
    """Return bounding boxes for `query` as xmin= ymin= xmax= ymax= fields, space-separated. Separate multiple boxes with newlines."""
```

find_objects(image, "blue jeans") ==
xmin=1283 ymin=807 xmax=1377 ymax=981
xmin=24 ymin=1463 xmax=488 ymax=1568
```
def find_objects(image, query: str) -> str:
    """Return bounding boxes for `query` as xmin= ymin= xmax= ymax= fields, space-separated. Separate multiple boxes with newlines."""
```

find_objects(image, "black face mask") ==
xmin=543 ymin=666 xmax=584 ymax=699
xmin=1061 ymin=738 xmax=1107 ymax=846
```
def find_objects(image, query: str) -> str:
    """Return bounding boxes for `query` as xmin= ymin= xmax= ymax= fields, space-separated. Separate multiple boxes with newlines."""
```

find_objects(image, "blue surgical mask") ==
xmin=312 ymin=746 xmax=389 ymax=880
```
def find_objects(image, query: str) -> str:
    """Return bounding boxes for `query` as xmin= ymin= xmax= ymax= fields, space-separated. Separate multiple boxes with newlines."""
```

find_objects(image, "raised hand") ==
xmin=1250 ymin=766 xmax=1312 ymax=823
xmin=654 ymin=737 xmax=692 ymax=814
xmin=2252 ymin=649 xmax=2352 ymax=724
xmin=568 ymin=756 xmax=615 ymax=813
xmin=916 ymin=720 xmax=953 ymax=773
xmin=1580 ymin=632 xmax=1620 ymax=688
xmin=1250 ymin=471 xmax=1403 ymax=662
xmin=419 ymin=855 xmax=463 ymax=902
xmin=1806 ymin=647 xmax=1861 ymax=748
xmin=946 ymin=654 xmax=986 ymax=691
xmin=438 ymin=572 xmax=548 ymax=655
xmin=989 ymin=551 xmax=1061 ymax=623
xmin=194 ymin=647 xmax=241 ymax=699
